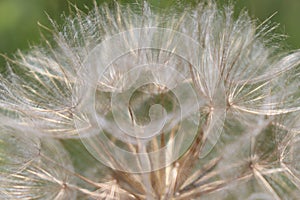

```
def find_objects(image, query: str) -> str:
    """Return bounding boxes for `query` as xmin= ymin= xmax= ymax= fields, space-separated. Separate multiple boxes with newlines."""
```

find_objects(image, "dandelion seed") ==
xmin=0 ymin=127 xmax=76 ymax=199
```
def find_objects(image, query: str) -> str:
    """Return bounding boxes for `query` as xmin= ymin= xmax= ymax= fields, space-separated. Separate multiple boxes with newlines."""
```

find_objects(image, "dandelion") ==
xmin=1 ymin=0 xmax=300 ymax=199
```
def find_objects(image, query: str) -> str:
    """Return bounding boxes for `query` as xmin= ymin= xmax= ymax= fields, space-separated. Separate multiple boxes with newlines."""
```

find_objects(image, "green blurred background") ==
xmin=0 ymin=0 xmax=300 ymax=66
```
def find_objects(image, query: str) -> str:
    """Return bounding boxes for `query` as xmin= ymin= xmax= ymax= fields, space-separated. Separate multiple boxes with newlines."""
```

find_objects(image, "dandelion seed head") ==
xmin=0 ymin=0 xmax=300 ymax=199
